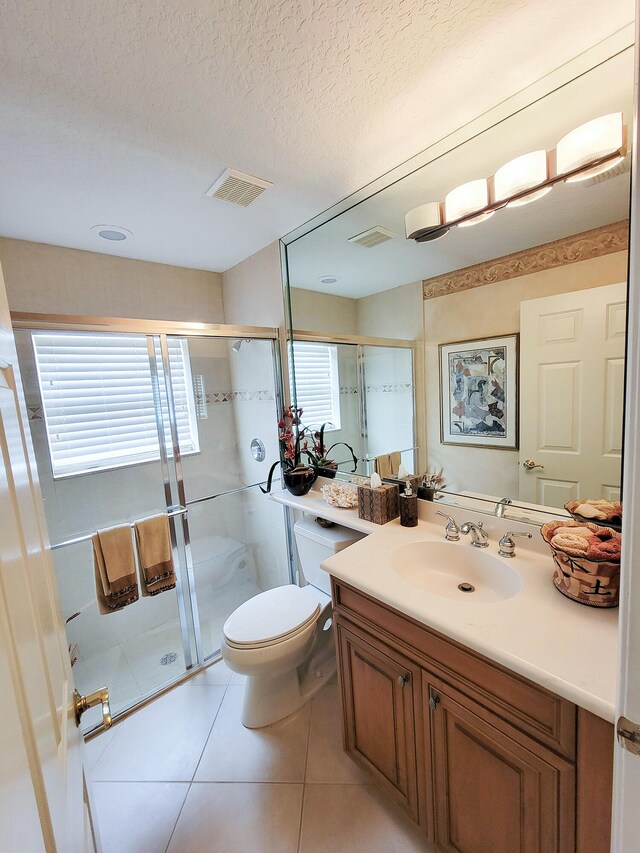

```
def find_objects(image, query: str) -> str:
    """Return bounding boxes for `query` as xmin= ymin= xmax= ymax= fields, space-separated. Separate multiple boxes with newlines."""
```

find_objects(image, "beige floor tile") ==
xmin=167 ymin=782 xmax=303 ymax=853
xmin=92 ymin=683 xmax=226 ymax=781
xmin=189 ymin=659 xmax=233 ymax=685
xmin=306 ymin=684 xmax=368 ymax=784
xmin=83 ymin=724 xmax=120 ymax=769
xmin=194 ymin=685 xmax=311 ymax=782
xmin=93 ymin=781 xmax=189 ymax=853
xmin=299 ymin=784 xmax=432 ymax=853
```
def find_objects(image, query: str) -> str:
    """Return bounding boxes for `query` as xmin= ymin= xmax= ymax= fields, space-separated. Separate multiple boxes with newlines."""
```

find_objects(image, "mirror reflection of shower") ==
xmin=232 ymin=338 xmax=251 ymax=352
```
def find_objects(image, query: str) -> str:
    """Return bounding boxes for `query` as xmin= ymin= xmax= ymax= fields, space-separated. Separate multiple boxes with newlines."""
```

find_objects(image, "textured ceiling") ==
xmin=0 ymin=0 xmax=634 ymax=272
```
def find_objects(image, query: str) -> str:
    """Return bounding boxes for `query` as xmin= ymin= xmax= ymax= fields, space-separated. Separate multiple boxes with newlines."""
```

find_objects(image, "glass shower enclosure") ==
xmin=13 ymin=315 xmax=288 ymax=731
xmin=290 ymin=334 xmax=417 ymax=476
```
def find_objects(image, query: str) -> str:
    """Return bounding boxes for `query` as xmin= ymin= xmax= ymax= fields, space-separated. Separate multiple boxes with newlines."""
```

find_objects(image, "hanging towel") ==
xmin=375 ymin=454 xmax=392 ymax=479
xmin=374 ymin=452 xmax=402 ymax=479
xmin=92 ymin=526 xmax=139 ymax=615
xmin=389 ymin=451 xmax=401 ymax=476
xmin=134 ymin=514 xmax=176 ymax=597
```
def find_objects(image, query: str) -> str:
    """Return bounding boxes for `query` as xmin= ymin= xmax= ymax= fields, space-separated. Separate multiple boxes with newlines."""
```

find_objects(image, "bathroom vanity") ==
xmin=332 ymin=579 xmax=611 ymax=853
xmin=273 ymin=484 xmax=618 ymax=851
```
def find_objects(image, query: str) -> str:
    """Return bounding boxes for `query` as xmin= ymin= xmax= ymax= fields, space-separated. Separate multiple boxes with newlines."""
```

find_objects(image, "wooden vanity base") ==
xmin=332 ymin=578 xmax=614 ymax=853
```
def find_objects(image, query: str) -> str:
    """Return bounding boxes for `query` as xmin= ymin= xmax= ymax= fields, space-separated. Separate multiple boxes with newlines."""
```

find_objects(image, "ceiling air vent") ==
xmin=206 ymin=168 xmax=273 ymax=207
xmin=348 ymin=226 xmax=395 ymax=248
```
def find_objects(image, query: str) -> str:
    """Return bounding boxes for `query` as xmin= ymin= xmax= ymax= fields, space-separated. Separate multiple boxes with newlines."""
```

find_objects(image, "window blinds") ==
xmin=291 ymin=341 xmax=341 ymax=430
xmin=32 ymin=332 xmax=200 ymax=478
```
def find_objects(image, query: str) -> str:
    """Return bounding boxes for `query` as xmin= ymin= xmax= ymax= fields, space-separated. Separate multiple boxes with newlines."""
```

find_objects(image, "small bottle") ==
xmin=400 ymin=482 xmax=418 ymax=527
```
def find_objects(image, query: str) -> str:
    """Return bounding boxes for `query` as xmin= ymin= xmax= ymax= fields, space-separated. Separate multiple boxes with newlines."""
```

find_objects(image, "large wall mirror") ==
xmin=282 ymin=45 xmax=632 ymax=523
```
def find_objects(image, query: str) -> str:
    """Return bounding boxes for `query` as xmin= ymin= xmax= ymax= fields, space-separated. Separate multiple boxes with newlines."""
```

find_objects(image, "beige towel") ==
xmin=134 ymin=514 xmax=176 ymax=596
xmin=389 ymin=451 xmax=401 ymax=476
xmin=375 ymin=452 xmax=402 ymax=479
xmin=375 ymin=454 xmax=392 ymax=478
xmin=93 ymin=526 xmax=139 ymax=615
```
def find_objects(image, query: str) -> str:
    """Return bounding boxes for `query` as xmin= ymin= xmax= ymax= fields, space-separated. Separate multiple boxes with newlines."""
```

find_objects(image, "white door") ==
xmin=0 ymin=260 xmax=99 ymax=852
xmin=519 ymin=282 xmax=626 ymax=509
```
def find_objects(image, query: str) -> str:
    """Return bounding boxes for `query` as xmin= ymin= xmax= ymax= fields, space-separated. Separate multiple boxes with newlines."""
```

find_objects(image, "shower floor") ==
xmin=74 ymin=577 xmax=262 ymax=731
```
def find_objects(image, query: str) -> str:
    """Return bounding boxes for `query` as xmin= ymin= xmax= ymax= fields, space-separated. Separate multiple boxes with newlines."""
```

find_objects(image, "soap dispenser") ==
xmin=400 ymin=482 xmax=418 ymax=527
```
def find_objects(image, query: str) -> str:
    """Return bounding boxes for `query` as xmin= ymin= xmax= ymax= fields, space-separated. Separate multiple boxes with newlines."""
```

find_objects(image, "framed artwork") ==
xmin=439 ymin=334 xmax=519 ymax=449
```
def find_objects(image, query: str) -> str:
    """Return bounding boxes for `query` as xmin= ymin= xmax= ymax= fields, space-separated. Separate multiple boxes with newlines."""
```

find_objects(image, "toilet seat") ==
xmin=222 ymin=584 xmax=320 ymax=649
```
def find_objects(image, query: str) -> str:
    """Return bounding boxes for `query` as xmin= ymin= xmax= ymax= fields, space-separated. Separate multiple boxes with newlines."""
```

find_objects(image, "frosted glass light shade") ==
xmin=557 ymin=113 xmax=624 ymax=183
xmin=445 ymin=179 xmax=493 ymax=226
xmin=405 ymin=203 xmax=449 ymax=240
xmin=494 ymin=150 xmax=551 ymax=207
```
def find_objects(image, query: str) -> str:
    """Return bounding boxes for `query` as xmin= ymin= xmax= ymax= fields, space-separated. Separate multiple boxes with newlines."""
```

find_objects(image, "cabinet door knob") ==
xmin=398 ymin=673 xmax=410 ymax=688
xmin=429 ymin=693 xmax=440 ymax=711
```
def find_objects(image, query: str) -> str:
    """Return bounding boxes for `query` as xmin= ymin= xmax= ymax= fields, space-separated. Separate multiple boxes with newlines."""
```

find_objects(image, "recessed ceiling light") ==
xmin=91 ymin=225 xmax=133 ymax=241
xmin=319 ymin=275 xmax=338 ymax=285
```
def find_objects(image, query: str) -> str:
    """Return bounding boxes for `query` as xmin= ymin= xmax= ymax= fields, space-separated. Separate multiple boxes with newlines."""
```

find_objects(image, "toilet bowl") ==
xmin=221 ymin=517 xmax=365 ymax=728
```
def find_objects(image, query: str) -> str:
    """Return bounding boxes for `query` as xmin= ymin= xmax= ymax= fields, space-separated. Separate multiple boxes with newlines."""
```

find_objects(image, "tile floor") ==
xmin=76 ymin=578 xmax=263 ymax=730
xmin=87 ymin=660 xmax=434 ymax=852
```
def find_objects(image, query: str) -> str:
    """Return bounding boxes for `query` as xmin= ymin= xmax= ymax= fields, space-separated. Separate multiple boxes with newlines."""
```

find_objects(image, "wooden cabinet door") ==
xmin=427 ymin=677 xmax=575 ymax=853
xmin=336 ymin=618 xmax=421 ymax=821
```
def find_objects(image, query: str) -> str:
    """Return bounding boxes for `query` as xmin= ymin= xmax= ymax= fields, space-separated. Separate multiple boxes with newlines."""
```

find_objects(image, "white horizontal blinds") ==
xmin=291 ymin=341 xmax=341 ymax=430
xmin=33 ymin=332 xmax=199 ymax=478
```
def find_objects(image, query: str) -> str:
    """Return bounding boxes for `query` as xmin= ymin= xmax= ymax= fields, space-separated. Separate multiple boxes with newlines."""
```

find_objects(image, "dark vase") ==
xmin=283 ymin=466 xmax=317 ymax=496
xmin=317 ymin=464 xmax=338 ymax=479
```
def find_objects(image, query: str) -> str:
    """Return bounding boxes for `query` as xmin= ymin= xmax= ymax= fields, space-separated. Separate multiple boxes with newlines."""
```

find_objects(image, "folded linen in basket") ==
xmin=92 ymin=526 xmax=139 ymax=614
xmin=134 ymin=514 xmax=176 ymax=596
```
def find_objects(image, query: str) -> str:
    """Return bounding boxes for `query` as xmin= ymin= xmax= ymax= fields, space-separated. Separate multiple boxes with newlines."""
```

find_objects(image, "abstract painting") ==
xmin=439 ymin=334 xmax=518 ymax=449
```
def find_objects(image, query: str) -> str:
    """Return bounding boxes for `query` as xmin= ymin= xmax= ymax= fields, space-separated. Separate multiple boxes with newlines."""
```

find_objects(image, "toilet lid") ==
xmin=223 ymin=584 xmax=321 ymax=646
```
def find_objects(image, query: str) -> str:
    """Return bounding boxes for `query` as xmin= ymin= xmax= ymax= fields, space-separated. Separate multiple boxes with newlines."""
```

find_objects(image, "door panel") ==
xmin=0 ymin=265 xmax=93 ymax=850
xmin=428 ymin=679 xmax=575 ymax=853
xmin=520 ymin=282 xmax=626 ymax=507
xmin=336 ymin=618 xmax=420 ymax=821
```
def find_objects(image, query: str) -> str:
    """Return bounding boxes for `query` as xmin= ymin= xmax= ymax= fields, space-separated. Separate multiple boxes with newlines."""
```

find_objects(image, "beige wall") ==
xmin=424 ymin=250 xmax=628 ymax=496
xmin=290 ymin=288 xmax=357 ymax=335
xmin=221 ymin=241 xmax=284 ymax=328
xmin=0 ymin=237 xmax=224 ymax=321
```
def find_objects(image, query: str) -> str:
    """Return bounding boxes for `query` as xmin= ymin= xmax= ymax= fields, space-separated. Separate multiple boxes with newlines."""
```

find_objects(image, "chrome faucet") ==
xmin=493 ymin=497 xmax=513 ymax=518
xmin=498 ymin=531 xmax=532 ymax=558
xmin=435 ymin=511 xmax=460 ymax=542
xmin=460 ymin=520 xmax=489 ymax=548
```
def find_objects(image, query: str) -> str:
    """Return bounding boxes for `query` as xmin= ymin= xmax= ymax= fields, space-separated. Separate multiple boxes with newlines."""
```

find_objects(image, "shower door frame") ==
xmin=12 ymin=311 xmax=285 ymax=724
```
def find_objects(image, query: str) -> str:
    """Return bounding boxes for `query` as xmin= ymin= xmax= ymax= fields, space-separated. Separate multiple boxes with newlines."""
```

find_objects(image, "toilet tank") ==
xmin=293 ymin=516 xmax=366 ymax=595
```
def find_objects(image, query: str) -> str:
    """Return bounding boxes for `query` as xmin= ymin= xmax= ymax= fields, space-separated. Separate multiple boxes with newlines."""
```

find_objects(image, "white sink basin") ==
xmin=391 ymin=540 xmax=522 ymax=603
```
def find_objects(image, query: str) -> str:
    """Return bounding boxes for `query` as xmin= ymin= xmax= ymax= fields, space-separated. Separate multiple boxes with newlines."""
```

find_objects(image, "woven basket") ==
xmin=540 ymin=520 xmax=620 ymax=608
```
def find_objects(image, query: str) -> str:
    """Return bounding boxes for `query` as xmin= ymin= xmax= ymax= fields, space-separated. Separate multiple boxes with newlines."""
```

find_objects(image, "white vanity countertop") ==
xmin=321 ymin=515 xmax=619 ymax=723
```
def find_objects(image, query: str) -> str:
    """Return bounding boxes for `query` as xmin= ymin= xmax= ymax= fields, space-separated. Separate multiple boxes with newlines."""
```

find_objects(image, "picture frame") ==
xmin=439 ymin=334 xmax=519 ymax=449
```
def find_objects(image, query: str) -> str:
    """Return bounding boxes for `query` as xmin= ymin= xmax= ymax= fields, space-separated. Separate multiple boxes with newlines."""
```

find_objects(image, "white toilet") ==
xmin=220 ymin=517 xmax=365 ymax=728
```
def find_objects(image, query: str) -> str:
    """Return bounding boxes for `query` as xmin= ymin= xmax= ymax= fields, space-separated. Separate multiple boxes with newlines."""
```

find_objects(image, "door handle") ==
xmin=523 ymin=459 xmax=544 ymax=470
xmin=74 ymin=687 xmax=112 ymax=729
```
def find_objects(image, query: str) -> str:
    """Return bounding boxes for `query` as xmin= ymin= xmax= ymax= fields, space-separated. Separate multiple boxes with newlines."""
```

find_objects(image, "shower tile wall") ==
xmin=363 ymin=346 xmax=414 ymax=472
xmin=227 ymin=339 xmax=289 ymax=592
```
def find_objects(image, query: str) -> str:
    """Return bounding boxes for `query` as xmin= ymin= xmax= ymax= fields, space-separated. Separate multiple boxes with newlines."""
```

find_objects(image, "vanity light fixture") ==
xmin=404 ymin=203 xmax=449 ymax=242
xmin=405 ymin=112 xmax=626 ymax=242
xmin=444 ymin=179 xmax=494 ymax=227
xmin=494 ymin=150 xmax=552 ymax=208
xmin=556 ymin=113 xmax=626 ymax=182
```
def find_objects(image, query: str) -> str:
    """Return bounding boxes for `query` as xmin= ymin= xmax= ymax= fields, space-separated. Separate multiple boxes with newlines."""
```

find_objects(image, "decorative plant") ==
xmin=304 ymin=422 xmax=359 ymax=473
xmin=261 ymin=406 xmax=311 ymax=493
xmin=422 ymin=466 xmax=446 ymax=491
xmin=261 ymin=409 xmax=359 ymax=494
